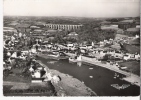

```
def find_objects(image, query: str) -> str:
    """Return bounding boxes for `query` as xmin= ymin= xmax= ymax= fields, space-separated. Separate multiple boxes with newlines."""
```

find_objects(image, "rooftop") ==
xmin=68 ymin=32 xmax=78 ymax=36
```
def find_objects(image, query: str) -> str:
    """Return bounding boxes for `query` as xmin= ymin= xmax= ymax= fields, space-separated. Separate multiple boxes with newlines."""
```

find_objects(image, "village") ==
xmin=3 ymin=16 xmax=140 ymax=96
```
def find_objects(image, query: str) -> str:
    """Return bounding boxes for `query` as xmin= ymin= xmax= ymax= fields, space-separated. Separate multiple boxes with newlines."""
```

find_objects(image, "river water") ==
xmin=38 ymin=57 xmax=140 ymax=96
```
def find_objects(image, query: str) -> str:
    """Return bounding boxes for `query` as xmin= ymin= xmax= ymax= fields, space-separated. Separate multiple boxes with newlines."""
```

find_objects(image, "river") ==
xmin=37 ymin=57 xmax=140 ymax=96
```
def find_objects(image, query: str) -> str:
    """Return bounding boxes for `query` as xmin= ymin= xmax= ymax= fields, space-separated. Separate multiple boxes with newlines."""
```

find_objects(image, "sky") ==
xmin=3 ymin=0 xmax=140 ymax=17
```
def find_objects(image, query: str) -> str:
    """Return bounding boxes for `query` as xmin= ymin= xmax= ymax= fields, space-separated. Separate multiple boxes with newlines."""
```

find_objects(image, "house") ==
xmin=123 ymin=55 xmax=129 ymax=60
xmin=136 ymin=25 xmax=140 ymax=29
xmin=80 ymin=49 xmax=86 ymax=53
xmin=99 ymin=50 xmax=107 ymax=56
xmin=47 ymin=44 xmax=53 ymax=49
xmin=7 ymin=51 xmax=11 ymax=57
xmin=114 ymin=51 xmax=123 ymax=58
xmin=76 ymin=55 xmax=82 ymax=61
xmin=31 ymin=70 xmax=44 ymax=83
xmin=123 ymin=53 xmax=135 ymax=60
xmin=19 ymin=55 xmax=26 ymax=60
xmin=99 ymin=41 xmax=105 ymax=47
xmin=30 ymin=48 xmax=37 ymax=54
xmin=67 ymin=32 xmax=78 ymax=39
xmin=135 ymin=54 xmax=140 ymax=60
xmin=104 ymin=40 xmax=108 ymax=43
xmin=11 ymin=52 xmax=17 ymax=58
xmin=67 ymin=43 xmax=74 ymax=47
xmin=18 ymin=32 xmax=23 ymax=38
xmin=109 ymin=38 xmax=114 ymax=41
xmin=67 ymin=43 xmax=74 ymax=50
xmin=135 ymin=35 xmax=139 ymax=39
xmin=87 ymin=45 xmax=93 ymax=49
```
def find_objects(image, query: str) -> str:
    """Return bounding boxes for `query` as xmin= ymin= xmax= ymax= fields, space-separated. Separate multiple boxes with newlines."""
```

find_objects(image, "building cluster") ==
xmin=3 ymin=17 xmax=140 ymax=77
xmin=3 ymin=32 xmax=61 ymax=84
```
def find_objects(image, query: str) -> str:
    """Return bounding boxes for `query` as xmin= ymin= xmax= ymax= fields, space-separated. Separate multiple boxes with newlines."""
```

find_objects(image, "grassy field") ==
xmin=3 ymin=82 xmax=56 ymax=96
xmin=122 ymin=44 xmax=140 ymax=54
xmin=119 ymin=60 xmax=140 ymax=76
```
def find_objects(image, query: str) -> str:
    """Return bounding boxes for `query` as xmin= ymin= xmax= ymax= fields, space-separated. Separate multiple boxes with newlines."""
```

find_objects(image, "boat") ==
xmin=114 ymin=73 xmax=119 ymax=79
xmin=81 ymin=81 xmax=84 ymax=84
xmin=120 ymin=67 xmax=127 ymax=70
xmin=89 ymin=76 xmax=93 ymax=78
xmin=89 ymin=68 xmax=93 ymax=70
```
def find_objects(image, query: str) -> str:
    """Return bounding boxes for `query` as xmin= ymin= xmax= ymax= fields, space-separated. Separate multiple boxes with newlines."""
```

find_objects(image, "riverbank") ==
xmin=64 ymin=52 xmax=140 ymax=87
xmin=36 ymin=55 xmax=97 ymax=96
xmin=37 ymin=55 xmax=140 ymax=96
xmin=50 ymin=69 xmax=97 ymax=96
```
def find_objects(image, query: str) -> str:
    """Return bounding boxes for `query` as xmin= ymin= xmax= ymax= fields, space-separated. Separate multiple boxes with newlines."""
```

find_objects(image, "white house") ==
xmin=19 ymin=55 xmax=26 ymax=60
xmin=67 ymin=43 xmax=74 ymax=47
xmin=77 ymin=55 xmax=82 ymax=62
xmin=11 ymin=52 xmax=17 ymax=58
xmin=7 ymin=52 xmax=11 ymax=56
xmin=67 ymin=43 xmax=74 ymax=50
xmin=135 ymin=35 xmax=139 ymax=39
xmin=99 ymin=50 xmax=106 ymax=56
xmin=135 ymin=54 xmax=140 ymax=60
xmin=123 ymin=55 xmax=131 ymax=60
xmin=99 ymin=41 xmax=105 ymax=47
xmin=32 ymin=70 xmax=41 ymax=78
xmin=52 ymin=75 xmax=60 ymax=83
xmin=21 ymin=50 xmax=29 ymax=55
xmin=11 ymin=36 xmax=15 ymax=42
xmin=114 ymin=51 xmax=123 ymax=58
xmin=19 ymin=32 xmax=22 ymax=38
xmin=80 ymin=49 xmax=86 ymax=53
xmin=136 ymin=25 xmax=140 ymax=29
xmin=31 ymin=48 xmax=37 ymax=53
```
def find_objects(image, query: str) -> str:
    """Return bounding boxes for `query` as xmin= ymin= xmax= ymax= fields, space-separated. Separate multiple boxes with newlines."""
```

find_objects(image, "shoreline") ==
xmin=50 ymin=69 xmax=97 ymax=96
xmin=36 ymin=57 xmax=97 ymax=96
xmin=64 ymin=52 xmax=140 ymax=86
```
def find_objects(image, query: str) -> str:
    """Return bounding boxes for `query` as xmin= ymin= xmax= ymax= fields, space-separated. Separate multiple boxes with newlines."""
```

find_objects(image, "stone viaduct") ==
xmin=44 ymin=24 xmax=83 ymax=30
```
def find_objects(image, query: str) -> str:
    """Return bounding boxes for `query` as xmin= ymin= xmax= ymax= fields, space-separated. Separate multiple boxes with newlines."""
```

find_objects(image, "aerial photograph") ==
xmin=3 ymin=0 xmax=140 ymax=97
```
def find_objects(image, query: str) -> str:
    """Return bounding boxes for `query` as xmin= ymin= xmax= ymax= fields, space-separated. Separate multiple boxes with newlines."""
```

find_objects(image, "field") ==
xmin=119 ymin=61 xmax=140 ymax=76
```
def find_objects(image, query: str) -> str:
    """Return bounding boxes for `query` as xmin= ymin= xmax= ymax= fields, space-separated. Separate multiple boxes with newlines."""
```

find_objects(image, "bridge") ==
xmin=44 ymin=24 xmax=83 ymax=30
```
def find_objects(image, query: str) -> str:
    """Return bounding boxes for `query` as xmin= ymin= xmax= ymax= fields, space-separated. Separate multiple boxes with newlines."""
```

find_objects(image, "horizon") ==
xmin=3 ymin=15 xmax=140 ymax=19
xmin=4 ymin=0 xmax=140 ymax=18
